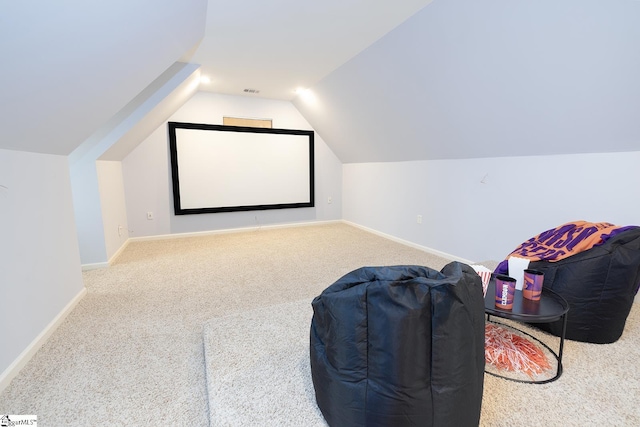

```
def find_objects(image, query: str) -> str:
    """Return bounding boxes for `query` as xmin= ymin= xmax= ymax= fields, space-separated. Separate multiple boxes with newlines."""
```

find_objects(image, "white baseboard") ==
xmin=126 ymin=219 xmax=472 ymax=265
xmin=81 ymin=262 xmax=109 ymax=271
xmin=88 ymin=219 xmax=472 ymax=267
xmin=81 ymin=238 xmax=131 ymax=270
xmin=0 ymin=287 xmax=87 ymax=393
xmin=342 ymin=220 xmax=475 ymax=265
xmin=128 ymin=219 xmax=343 ymax=243
xmin=82 ymin=220 xmax=342 ymax=266
xmin=107 ymin=238 xmax=130 ymax=264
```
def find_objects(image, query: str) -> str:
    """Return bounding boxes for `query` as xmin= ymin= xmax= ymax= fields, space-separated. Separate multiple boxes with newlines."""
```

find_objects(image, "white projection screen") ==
xmin=168 ymin=122 xmax=314 ymax=215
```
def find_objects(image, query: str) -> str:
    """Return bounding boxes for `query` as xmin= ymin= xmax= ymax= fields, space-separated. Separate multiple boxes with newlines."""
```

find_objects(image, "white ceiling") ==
xmin=3 ymin=0 xmax=638 ymax=162
xmin=191 ymin=0 xmax=434 ymax=100
xmin=0 ymin=0 xmax=433 ymax=156
xmin=0 ymin=0 xmax=207 ymax=155
xmin=295 ymin=0 xmax=640 ymax=162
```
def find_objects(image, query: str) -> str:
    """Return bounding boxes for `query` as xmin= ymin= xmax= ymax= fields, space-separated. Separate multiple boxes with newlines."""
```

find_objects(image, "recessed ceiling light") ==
xmin=295 ymin=88 xmax=315 ymax=103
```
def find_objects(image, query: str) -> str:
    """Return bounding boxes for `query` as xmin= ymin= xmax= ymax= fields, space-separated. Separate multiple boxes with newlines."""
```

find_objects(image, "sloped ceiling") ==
xmin=0 ymin=0 xmax=207 ymax=155
xmin=3 ymin=0 xmax=638 ymax=163
xmin=293 ymin=0 xmax=640 ymax=162
xmin=193 ymin=0 xmax=434 ymax=101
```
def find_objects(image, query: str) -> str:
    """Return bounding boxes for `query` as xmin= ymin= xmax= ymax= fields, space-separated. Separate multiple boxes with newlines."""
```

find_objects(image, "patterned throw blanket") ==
xmin=495 ymin=221 xmax=637 ymax=275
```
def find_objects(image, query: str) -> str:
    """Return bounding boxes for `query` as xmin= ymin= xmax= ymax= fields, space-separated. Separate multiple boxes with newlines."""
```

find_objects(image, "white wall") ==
xmin=0 ymin=149 xmax=85 ymax=378
xmin=343 ymin=151 xmax=640 ymax=262
xmin=70 ymin=63 xmax=200 ymax=266
xmin=122 ymin=92 xmax=342 ymax=237
xmin=69 ymin=160 xmax=108 ymax=265
xmin=96 ymin=161 xmax=130 ymax=261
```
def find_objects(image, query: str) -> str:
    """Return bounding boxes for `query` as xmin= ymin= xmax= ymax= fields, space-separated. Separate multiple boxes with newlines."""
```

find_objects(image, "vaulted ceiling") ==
xmin=2 ymin=0 xmax=638 ymax=162
xmin=0 ymin=0 xmax=207 ymax=155
xmin=191 ymin=0 xmax=434 ymax=100
xmin=294 ymin=0 xmax=640 ymax=162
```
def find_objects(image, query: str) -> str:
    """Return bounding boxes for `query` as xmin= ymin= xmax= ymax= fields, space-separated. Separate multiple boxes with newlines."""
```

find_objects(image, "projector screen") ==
xmin=168 ymin=122 xmax=314 ymax=215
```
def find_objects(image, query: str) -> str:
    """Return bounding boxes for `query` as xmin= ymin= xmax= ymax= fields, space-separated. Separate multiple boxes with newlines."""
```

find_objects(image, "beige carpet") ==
xmin=0 ymin=223 xmax=453 ymax=426
xmin=2 ymin=222 xmax=639 ymax=426
xmin=205 ymin=298 xmax=640 ymax=426
xmin=203 ymin=300 xmax=325 ymax=426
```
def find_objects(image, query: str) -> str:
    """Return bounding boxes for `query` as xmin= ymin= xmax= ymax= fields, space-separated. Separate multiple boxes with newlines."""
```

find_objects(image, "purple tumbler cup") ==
xmin=494 ymin=275 xmax=516 ymax=310
xmin=523 ymin=269 xmax=544 ymax=301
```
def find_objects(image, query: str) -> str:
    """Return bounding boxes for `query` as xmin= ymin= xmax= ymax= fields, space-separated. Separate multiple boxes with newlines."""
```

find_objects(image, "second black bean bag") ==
xmin=527 ymin=227 xmax=640 ymax=344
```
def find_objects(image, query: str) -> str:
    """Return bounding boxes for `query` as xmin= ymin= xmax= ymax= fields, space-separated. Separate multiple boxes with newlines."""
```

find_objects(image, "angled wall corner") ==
xmin=70 ymin=63 xmax=202 ymax=265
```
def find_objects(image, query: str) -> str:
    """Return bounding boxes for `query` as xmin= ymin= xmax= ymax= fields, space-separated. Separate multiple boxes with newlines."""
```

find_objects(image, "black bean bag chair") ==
xmin=310 ymin=262 xmax=485 ymax=427
xmin=527 ymin=227 xmax=640 ymax=344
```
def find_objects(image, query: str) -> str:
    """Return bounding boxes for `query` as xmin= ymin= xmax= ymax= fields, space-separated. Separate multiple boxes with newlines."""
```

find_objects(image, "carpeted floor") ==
xmin=2 ymin=222 xmax=639 ymax=426
xmin=203 ymin=300 xmax=324 ymax=426
xmin=0 ymin=223 xmax=453 ymax=426
xmin=204 ymin=298 xmax=640 ymax=426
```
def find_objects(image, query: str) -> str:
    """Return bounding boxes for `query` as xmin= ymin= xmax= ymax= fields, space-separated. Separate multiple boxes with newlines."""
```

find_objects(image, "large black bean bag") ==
xmin=310 ymin=262 xmax=485 ymax=427
xmin=527 ymin=227 xmax=640 ymax=344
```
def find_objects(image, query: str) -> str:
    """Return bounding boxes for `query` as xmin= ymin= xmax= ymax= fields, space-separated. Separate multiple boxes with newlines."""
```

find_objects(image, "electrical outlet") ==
xmin=328 ymin=196 xmax=332 ymax=204
xmin=416 ymin=215 xmax=422 ymax=224
xmin=118 ymin=225 xmax=124 ymax=236
xmin=147 ymin=212 xmax=154 ymax=220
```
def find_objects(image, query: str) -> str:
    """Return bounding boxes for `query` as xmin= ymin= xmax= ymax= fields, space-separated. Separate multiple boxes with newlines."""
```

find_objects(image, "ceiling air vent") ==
xmin=243 ymin=88 xmax=260 ymax=94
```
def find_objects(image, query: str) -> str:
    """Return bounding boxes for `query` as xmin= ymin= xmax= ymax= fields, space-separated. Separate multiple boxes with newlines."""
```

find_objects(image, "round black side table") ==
xmin=484 ymin=279 xmax=569 ymax=384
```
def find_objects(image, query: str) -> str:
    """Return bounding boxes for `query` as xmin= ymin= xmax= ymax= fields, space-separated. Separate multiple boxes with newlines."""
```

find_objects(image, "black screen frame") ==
xmin=168 ymin=121 xmax=315 ymax=215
